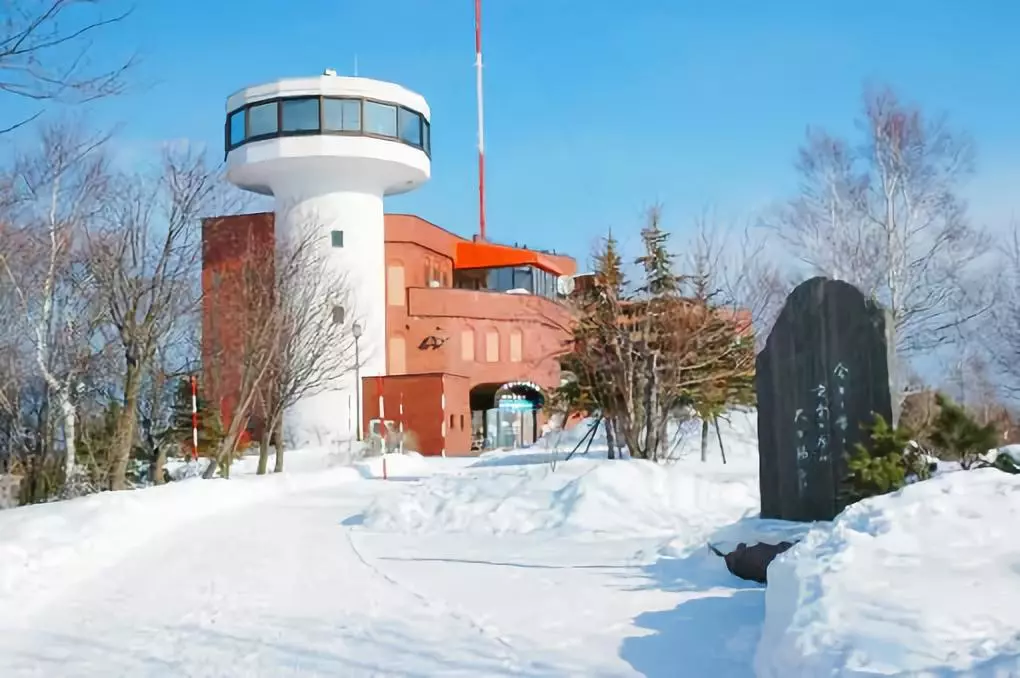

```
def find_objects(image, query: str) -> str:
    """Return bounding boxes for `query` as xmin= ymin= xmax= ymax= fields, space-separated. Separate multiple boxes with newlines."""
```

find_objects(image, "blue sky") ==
xmin=11 ymin=0 xmax=1020 ymax=267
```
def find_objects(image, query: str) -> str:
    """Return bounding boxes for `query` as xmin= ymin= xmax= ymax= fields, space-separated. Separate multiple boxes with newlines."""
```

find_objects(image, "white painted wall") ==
xmin=272 ymin=180 xmax=386 ymax=448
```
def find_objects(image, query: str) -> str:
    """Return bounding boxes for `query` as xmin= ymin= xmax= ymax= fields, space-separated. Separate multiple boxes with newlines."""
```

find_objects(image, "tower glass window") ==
xmin=247 ymin=101 xmax=278 ymax=138
xmin=228 ymin=110 xmax=245 ymax=147
xmin=364 ymin=101 xmax=397 ymax=137
xmin=281 ymin=97 xmax=319 ymax=132
xmin=398 ymin=107 xmax=422 ymax=147
xmin=225 ymin=96 xmax=429 ymax=156
xmin=330 ymin=230 xmax=343 ymax=248
xmin=323 ymin=98 xmax=361 ymax=132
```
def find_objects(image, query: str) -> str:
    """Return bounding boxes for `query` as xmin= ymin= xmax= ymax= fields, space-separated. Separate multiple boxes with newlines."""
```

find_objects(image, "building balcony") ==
xmin=406 ymin=286 xmax=570 ymax=325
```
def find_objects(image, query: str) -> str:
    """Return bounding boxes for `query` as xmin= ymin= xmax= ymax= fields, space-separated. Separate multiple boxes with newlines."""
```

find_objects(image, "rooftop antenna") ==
xmin=474 ymin=0 xmax=487 ymax=241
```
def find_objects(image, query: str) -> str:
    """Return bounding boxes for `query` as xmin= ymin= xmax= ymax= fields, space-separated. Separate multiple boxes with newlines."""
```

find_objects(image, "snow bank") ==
xmin=357 ymin=454 xmax=759 ymax=538
xmin=0 ymin=465 xmax=362 ymax=616
xmin=756 ymin=469 xmax=1020 ymax=678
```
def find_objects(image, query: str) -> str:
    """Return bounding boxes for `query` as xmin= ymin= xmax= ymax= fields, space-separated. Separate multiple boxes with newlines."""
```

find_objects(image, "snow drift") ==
xmin=357 ymin=454 xmax=760 ymax=538
xmin=756 ymin=469 xmax=1020 ymax=677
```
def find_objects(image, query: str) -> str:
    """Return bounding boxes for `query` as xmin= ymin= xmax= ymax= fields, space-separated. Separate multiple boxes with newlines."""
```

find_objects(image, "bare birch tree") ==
xmin=767 ymin=85 xmax=989 ymax=359
xmin=987 ymin=221 xmax=1020 ymax=399
xmin=86 ymin=145 xmax=238 ymax=490
xmin=0 ymin=121 xmax=108 ymax=482
xmin=255 ymin=227 xmax=360 ymax=474
xmin=1 ymin=0 xmax=135 ymax=133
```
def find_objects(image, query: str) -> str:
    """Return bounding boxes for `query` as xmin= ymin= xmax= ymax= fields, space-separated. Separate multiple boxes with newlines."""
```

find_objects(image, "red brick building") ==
xmin=202 ymin=212 xmax=577 ymax=455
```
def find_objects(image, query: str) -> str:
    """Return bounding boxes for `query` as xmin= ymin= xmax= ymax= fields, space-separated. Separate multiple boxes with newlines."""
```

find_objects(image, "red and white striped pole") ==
xmin=474 ymin=0 xmax=487 ymax=242
xmin=190 ymin=375 xmax=199 ymax=461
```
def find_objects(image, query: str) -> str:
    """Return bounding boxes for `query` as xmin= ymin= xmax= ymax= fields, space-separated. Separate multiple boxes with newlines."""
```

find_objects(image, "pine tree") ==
xmin=594 ymin=229 xmax=626 ymax=298
xmin=928 ymin=393 xmax=999 ymax=469
xmin=841 ymin=413 xmax=923 ymax=504
xmin=635 ymin=208 xmax=678 ymax=298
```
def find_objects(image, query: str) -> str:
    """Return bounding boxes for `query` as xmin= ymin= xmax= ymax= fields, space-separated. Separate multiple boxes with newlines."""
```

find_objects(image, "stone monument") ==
xmin=756 ymin=277 xmax=896 ymax=521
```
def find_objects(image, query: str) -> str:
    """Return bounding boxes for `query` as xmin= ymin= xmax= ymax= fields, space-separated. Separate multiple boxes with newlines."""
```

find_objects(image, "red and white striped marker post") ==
xmin=190 ymin=375 xmax=199 ymax=461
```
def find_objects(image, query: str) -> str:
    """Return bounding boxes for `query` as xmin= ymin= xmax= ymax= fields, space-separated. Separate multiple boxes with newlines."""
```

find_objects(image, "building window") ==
xmin=459 ymin=414 xmax=465 ymax=430
xmin=331 ymin=305 xmax=345 ymax=325
xmin=461 ymin=328 xmax=475 ymax=362
xmin=281 ymin=97 xmax=319 ymax=132
xmin=330 ymin=230 xmax=344 ymax=248
xmin=449 ymin=414 xmax=455 ymax=430
xmin=247 ymin=101 xmax=278 ymax=138
xmin=364 ymin=101 xmax=397 ymax=137
xmin=389 ymin=335 xmax=406 ymax=375
xmin=509 ymin=329 xmax=523 ymax=363
xmin=387 ymin=264 xmax=405 ymax=306
xmin=322 ymin=98 xmax=361 ymax=132
xmin=423 ymin=120 xmax=431 ymax=155
xmin=398 ymin=107 xmax=422 ymax=147
xmin=485 ymin=329 xmax=499 ymax=363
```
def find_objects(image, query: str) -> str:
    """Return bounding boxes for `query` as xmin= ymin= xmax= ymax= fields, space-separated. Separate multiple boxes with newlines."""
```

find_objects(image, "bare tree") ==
xmin=685 ymin=219 xmax=756 ymax=462
xmin=201 ymin=227 xmax=287 ymax=479
xmin=767 ymin=85 xmax=989 ymax=360
xmin=255 ymin=227 xmax=360 ymax=474
xmin=986 ymin=221 xmax=1020 ymax=399
xmin=86 ymin=145 xmax=237 ymax=490
xmin=0 ymin=120 xmax=109 ymax=482
xmin=1 ymin=0 xmax=135 ymax=133
xmin=561 ymin=210 xmax=755 ymax=461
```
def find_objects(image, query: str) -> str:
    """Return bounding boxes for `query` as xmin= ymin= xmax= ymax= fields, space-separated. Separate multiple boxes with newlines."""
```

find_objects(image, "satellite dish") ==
xmin=556 ymin=275 xmax=576 ymax=296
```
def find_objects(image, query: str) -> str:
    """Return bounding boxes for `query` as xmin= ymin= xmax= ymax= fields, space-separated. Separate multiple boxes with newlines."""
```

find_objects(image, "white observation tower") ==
xmin=224 ymin=71 xmax=431 ymax=447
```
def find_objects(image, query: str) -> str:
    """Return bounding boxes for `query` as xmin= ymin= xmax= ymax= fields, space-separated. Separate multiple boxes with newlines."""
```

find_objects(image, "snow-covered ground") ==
xmin=0 ymin=411 xmax=1017 ymax=677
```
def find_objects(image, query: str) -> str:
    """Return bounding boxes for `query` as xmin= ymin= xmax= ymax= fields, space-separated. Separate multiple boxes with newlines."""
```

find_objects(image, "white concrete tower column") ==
xmin=223 ymin=74 xmax=431 ymax=448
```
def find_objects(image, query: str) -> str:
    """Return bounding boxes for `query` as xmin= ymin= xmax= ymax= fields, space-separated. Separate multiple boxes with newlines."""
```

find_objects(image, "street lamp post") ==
xmin=352 ymin=321 xmax=363 ymax=441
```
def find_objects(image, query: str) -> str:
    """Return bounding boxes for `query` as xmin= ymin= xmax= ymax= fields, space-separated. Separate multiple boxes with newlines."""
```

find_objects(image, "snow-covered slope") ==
xmin=0 ymin=460 xmax=363 ymax=616
xmin=756 ymin=469 xmax=1020 ymax=678
xmin=357 ymin=410 xmax=761 ymax=538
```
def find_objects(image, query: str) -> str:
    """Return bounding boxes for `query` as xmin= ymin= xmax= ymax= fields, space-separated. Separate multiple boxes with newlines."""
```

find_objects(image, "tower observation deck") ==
xmin=224 ymin=73 xmax=432 ymax=446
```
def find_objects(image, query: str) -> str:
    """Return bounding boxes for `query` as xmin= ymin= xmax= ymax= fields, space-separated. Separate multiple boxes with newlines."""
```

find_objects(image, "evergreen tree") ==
xmin=594 ymin=229 xmax=626 ymax=299
xmin=841 ymin=413 xmax=925 ymax=504
xmin=928 ymin=393 xmax=999 ymax=469
xmin=635 ymin=208 xmax=678 ymax=298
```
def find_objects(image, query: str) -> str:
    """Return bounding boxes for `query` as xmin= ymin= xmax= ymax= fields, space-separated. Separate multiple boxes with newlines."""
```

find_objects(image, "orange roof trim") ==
xmin=454 ymin=241 xmax=570 ymax=277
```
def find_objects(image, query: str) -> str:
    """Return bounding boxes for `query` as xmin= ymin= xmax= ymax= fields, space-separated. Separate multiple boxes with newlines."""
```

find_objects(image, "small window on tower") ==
xmin=331 ymin=230 xmax=344 ymax=248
